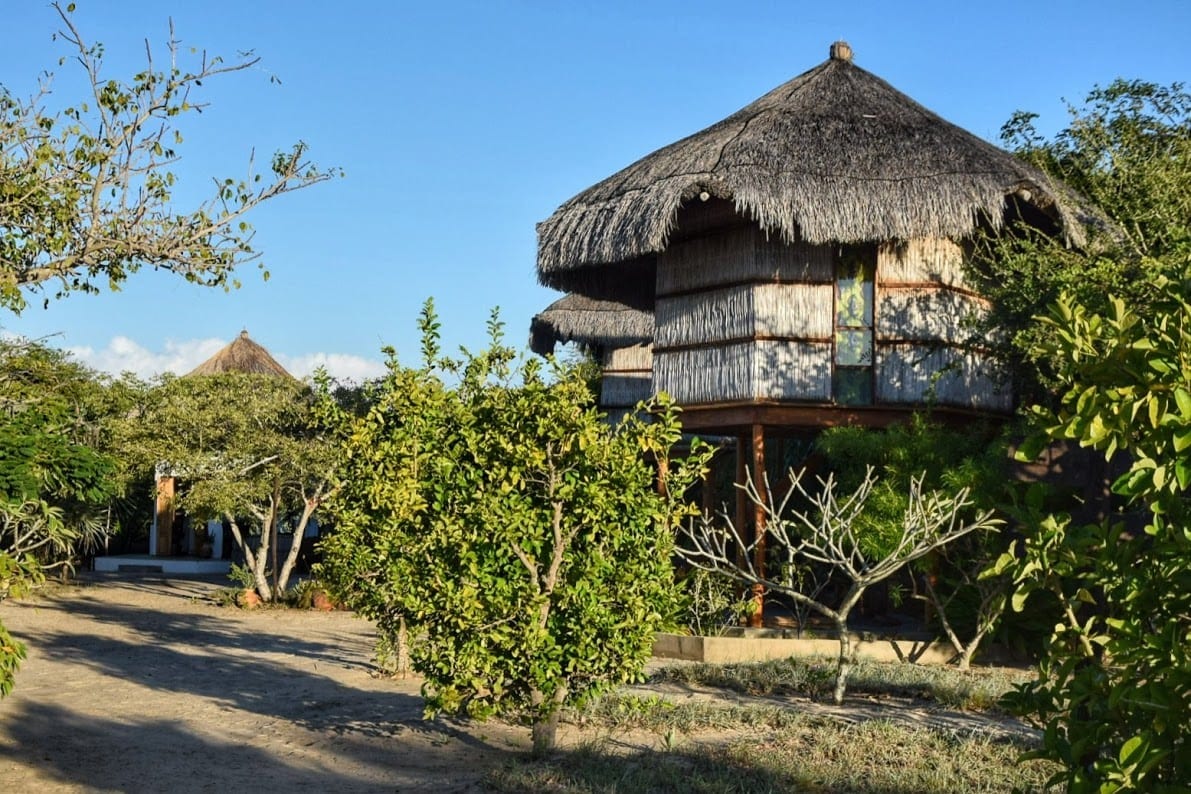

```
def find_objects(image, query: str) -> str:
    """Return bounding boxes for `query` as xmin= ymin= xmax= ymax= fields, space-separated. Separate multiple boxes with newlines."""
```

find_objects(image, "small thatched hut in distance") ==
xmin=152 ymin=330 xmax=293 ymax=558
xmin=530 ymin=294 xmax=653 ymax=419
xmin=187 ymin=329 xmax=294 ymax=379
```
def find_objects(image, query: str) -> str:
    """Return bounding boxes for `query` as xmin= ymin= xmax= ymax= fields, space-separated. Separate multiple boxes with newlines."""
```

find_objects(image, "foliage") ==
xmin=0 ymin=339 xmax=132 ymax=698
xmin=967 ymin=80 xmax=1190 ymax=402
xmin=976 ymin=78 xmax=1191 ymax=792
xmin=680 ymin=467 xmax=999 ymax=703
xmin=117 ymin=372 xmax=337 ymax=601
xmin=317 ymin=300 xmax=713 ymax=754
xmin=996 ymin=283 xmax=1191 ymax=791
xmin=679 ymin=568 xmax=753 ymax=637
xmin=816 ymin=415 xmax=1003 ymax=557
xmin=0 ymin=2 xmax=336 ymax=312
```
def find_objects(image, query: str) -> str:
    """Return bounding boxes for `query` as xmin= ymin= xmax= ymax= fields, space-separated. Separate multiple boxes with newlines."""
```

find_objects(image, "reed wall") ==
xmin=876 ymin=344 xmax=1011 ymax=411
xmin=878 ymin=237 xmax=968 ymax=289
xmin=877 ymin=287 xmax=988 ymax=344
xmin=657 ymin=227 xmax=833 ymax=295
xmin=654 ymin=341 xmax=831 ymax=404
xmin=600 ymin=343 xmax=654 ymax=407
xmin=656 ymin=284 xmax=832 ymax=347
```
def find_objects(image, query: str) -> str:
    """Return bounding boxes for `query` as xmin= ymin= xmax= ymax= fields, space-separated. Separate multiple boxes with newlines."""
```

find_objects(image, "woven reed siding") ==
xmin=657 ymin=288 xmax=754 ymax=346
xmin=600 ymin=373 xmax=653 ymax=407
xmin=654 ymin=341 xmax=830 ymax=404
xmin=877 ymin=345 xmax=1011 ymax=411
xmin=754 ymin=340 xmax=832 ymax=400
xmin=655 ymin=343 xmax=754 ymax=404
xmin=878 ymin=238 xmax=967 ymax=289
xmin=657 ymin=227 xmax=833 ymax=295
xmin=877 ymin=288 xmax=989 ymax=343
xmin=755 ymin=284 xmax=834 ymax=338
xmin=656 ymin=283 xmax=832 ymax=347
xmin=602 ymin=344 xmax=653 ymax=371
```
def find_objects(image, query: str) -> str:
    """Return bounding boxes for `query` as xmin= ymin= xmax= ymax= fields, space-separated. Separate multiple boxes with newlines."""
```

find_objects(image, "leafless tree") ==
xmin=679 ymin=466 xmax=999 ymax=703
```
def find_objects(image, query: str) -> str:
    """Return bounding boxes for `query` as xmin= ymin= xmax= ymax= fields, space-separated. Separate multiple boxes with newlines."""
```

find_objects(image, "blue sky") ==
xmin=2 ymin=0 xmax=1189 ymax=380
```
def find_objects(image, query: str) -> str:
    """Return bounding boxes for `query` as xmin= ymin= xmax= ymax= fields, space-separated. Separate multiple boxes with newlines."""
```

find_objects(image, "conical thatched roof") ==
xmin=529 ymin=294 xmax=654 ymax=356
xmin=186 ymin=330 xmax=294 ymax=379
xmin=537 ymin=40 xmax=1085 ymax=293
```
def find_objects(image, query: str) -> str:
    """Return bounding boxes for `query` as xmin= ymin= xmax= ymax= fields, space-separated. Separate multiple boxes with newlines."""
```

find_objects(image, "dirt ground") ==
xmin=0 ymin=575 xmax=540 ymax=793
xmin=0 ymin=574 xmax=1035 ymax=793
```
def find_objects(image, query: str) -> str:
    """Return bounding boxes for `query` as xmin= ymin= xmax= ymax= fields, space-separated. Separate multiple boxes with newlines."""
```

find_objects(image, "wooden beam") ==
xmin=154 ymin=476 xmax=175 ymax=556
xmin=749 ymin=424 xmax=767 ymax=627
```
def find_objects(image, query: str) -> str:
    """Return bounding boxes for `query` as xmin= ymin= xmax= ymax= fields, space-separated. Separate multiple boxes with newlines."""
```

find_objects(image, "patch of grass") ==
xmin=487 ymin=720 xmax=1061 ymax=793
xmin=652 ymin=657 xmax=1030 ymax=712
xmin=570 ymin=693 xmax=807 ymax=733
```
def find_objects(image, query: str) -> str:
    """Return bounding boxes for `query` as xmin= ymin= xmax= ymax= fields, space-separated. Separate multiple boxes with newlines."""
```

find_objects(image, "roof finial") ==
xmin=239 ymin=329 xmax=249 ymax=339
xmin=829 ymin=40 xmax=853 ymax=63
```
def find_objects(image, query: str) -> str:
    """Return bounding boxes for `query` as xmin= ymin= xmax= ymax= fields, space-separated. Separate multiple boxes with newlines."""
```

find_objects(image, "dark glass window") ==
xmin=834 ymin=247 xmax=875 ymax=406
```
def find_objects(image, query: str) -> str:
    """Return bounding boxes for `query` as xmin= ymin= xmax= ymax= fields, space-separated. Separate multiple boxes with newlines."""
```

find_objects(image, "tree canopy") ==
xmin=0 ymin=2 xmax=336 ymax=312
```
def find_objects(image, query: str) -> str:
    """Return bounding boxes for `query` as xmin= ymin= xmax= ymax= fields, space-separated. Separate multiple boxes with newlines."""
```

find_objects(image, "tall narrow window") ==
xmin=834 ymin=246 xmax=875 ymax=405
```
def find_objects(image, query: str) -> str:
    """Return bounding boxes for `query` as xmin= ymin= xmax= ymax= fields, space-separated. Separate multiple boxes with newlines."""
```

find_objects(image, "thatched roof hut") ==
xmin=186 ymin=330 xmax=293 ymax=379
xmin=537 ymin=40 xmax=1082 ymax=301
xmin=529 ymin=294 xmax=654 ymax=356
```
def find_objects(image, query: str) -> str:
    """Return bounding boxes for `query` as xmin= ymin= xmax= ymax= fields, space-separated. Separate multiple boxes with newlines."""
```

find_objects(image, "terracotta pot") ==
xmin=238 ymin=589 xmax=263 ymax=609
xmin=312 ymin=590 xmax=335 ymax=612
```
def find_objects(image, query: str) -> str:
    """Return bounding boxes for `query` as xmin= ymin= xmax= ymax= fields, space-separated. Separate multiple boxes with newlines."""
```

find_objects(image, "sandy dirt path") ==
xmin=0 ymin=574 xmax=1037 ymax=792
xmin=0 ymin=575 xmax=532 ymax=793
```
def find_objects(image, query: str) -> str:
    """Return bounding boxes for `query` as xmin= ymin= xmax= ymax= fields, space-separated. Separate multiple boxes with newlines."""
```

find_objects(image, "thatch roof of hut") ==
xmin=537 ymin=40 xmax=1086 ymax=294
xmin=529 ymin=294 xmax=654 ymax=356
xmin=186 ymin=330 xmax=294 ymax=379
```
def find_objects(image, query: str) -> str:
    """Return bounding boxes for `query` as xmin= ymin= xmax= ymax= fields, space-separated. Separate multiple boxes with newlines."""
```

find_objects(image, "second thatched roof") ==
xmin=529 ymin=294 xmax=654 ymax=356
xmin=537 ymin=41 xmax=1085 ymax=292
xmin=186 ymin=330 xmax=294 ymax=379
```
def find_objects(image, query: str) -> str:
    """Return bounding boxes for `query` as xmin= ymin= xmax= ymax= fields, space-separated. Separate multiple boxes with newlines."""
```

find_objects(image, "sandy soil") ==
xmin=0 ymin=574 xmax=1035 ymax=793
xmin=0 ymin=575 xmax=537 ymax=793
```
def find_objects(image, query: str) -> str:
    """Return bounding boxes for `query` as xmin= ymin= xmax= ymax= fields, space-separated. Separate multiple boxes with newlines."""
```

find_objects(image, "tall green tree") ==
xmin=0 ymin=2 xmax=336 ymax=312
xmin=318 ymin=302 xmax=712 ymax=754
xmin=987 ymin=80 xmax=1191 ymax=791
xmin=968 ymin=80 xmax=1190 ymax=402
xmin=999 ymin=286 xmax=1191 ymax=791
xmin=120 ymin=372 xmax=336 ymax=601
xmin=0 ymin=339 xmax=130 ymax=697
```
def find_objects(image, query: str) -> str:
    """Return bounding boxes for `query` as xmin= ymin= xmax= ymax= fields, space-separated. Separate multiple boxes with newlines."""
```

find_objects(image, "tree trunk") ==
xmin=276 ymin=498 xmax=317 ymax=594
xmin=396 ymin=616 xmax=410 ymax=675
xmin=833 ymin=618 xmax=852 ymax=705
xmin=226 ymin=514 xmax=271 ymax=601
xmin=530 ymin=685 xmax=568 ymax=757
xmin=252 ymin=509 xmax=273 ymax=602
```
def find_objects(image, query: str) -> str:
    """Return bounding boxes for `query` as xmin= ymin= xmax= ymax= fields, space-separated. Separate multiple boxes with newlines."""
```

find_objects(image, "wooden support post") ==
xmin=735 ymin=436 xmax=748 ymax=582
xmin=154 ymin=476 xmax=175 ymax=557
xmin=750 ymin=424 xmax=767 ymax=627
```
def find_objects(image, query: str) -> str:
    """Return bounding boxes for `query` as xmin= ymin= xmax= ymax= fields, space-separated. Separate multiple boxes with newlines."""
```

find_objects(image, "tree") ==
xmin=680 ymin=467 xmax=997 ymax=703
xmin=120 ymin=372 xmax=336 ymax=601
xmin=0 ymin=338 xmax=129 ymax=697
xmin=985 ymin=80 xmax=1190 ymax=791
xmin=967 ymin=80 xmax=1190 ymax=403
xmin=0 ymin=2 xmax=336 ymax=312
xmin=317 ymin=302 xmax=712 ymax=754
xmin=996 ymin=286 xmax=1191 ymax=791
xmin=816 ymin=417 xmax=1015 ymax=669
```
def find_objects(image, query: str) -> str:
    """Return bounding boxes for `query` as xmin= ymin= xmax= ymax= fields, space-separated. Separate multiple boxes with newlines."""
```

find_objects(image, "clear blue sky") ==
xmin=2 ymin=0 xmax=1188 ymax=380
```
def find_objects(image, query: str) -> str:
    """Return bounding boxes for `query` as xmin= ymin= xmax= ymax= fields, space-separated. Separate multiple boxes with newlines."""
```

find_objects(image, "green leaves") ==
xmin=318 ymin=305 xmax=712 ymax=749
xmin=1 ymin=3 xmax=336 ymax=313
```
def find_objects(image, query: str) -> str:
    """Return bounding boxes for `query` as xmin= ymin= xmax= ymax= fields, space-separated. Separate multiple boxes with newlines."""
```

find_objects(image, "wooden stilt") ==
xmin=154 ymin=476 xmax=175 ymax=556
xmin=750 ymin=424 xmax=767 ymax=627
